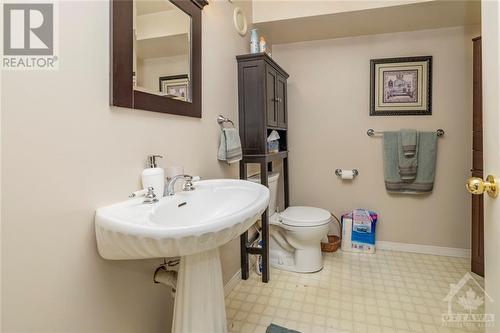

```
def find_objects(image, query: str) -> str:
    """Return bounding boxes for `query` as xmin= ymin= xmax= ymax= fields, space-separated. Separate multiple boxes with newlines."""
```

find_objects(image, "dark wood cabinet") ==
xmin=237 ymin=53 xmax=289 ymax=155
xmin=471 ymin=36 xmax=484 ymax=277
xmin=276 ymin=75 xmax=287 ymax=128
xmin=236 ymin=53 xmax=290 ymax=283
xmin=266 ymin=68 xmax=278 ymax=127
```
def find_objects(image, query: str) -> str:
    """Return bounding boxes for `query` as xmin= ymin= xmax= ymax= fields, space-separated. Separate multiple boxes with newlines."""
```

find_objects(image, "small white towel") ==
xmin=218 ymin=128 xmax=242 ymax=164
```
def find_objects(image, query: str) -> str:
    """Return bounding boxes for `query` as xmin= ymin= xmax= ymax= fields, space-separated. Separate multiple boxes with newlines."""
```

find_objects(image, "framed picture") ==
xmin=159 ymin=74 xmax=190 ymax=102
xmin=370 ymin=56 xmax=432 ymax=116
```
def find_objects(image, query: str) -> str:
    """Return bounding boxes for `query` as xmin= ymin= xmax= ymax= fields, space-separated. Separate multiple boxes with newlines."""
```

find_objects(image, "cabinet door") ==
xmin=266 ymin=67 xmax=278 ymax=127
xmin=277 ymin=75 xmax=287 ymax=128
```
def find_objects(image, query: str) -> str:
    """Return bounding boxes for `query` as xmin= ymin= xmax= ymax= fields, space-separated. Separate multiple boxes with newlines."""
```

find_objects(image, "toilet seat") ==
xmin=278 ymin=206 xmax=331 ymax=227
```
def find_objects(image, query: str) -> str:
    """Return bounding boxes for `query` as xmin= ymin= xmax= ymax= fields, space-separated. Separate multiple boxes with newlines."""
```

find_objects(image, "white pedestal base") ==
xmin=172 ymin=248 xmax=227 ymax=333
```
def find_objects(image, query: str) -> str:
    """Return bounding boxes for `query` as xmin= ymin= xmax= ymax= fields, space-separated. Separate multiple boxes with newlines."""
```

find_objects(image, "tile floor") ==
xmin=226 ymin=250 xmax=486 ymax=333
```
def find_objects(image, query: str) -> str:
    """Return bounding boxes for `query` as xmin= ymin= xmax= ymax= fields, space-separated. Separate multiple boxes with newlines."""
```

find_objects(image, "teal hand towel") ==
xmin=398 ymin=131 xmax=419 ymax=181
xmin=401 ymin=128 xmax=418 ymax=157
xmin=217 ymin=128 xmax=242 ymax=164
xmin=384 ymin=132 xmax=437 ymax=194
xmin=411 ymin=131 xmax=437 ymax=193
xmin=384 ymin=131 xmax=401 ymax=187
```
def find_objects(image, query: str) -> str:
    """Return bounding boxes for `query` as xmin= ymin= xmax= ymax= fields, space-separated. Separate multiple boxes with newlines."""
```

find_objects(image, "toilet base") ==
xmin=269 ymin=247 xmax=324 ymax=273
xmin=267 ymin=209 xmax=330 ymax=274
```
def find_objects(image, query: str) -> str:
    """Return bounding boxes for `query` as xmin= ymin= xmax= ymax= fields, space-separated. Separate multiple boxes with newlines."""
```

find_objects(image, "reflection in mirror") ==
xmin=133 ymin=0 xmax=192 ymax=102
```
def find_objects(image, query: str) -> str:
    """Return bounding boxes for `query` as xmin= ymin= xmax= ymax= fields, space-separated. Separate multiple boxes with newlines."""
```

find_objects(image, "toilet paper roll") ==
xmin=341 ymin=170 xmax=354 ymax=179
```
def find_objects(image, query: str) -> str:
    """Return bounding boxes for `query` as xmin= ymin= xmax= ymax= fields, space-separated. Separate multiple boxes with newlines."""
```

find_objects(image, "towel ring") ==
xmin=217 ymin=115 xmax=235 ymax=127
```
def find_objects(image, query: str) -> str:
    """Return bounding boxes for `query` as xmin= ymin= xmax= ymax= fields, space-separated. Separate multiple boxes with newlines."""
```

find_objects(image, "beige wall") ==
xmin=1 ymin=0 xmax=251 ymax=332
xmin=273 ymin=26 xmax=478 ymax=249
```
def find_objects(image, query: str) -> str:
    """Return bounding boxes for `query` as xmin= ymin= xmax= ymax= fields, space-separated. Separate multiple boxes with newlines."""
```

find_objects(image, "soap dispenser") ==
xmin=142 ymin=154 xmax=165 ymax=198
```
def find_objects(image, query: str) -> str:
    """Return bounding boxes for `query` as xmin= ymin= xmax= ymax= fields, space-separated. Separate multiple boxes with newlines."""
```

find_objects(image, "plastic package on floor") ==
xmin=341 ymin=209 xmax=378 ymax=254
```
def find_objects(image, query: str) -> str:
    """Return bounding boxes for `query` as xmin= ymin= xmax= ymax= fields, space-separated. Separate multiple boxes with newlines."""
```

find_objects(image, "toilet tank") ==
xmin=247 ymin=172 xmax=280 ymax=214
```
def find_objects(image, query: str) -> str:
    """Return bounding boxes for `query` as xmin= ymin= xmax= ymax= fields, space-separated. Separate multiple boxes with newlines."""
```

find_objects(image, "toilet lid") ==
xmin=279 ymin=206 xmax=331 ymax=227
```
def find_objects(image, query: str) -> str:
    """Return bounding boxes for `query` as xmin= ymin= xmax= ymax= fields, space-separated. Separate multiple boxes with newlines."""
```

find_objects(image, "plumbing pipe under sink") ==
xmin=154 ymin=267 xmax=178 ymax=298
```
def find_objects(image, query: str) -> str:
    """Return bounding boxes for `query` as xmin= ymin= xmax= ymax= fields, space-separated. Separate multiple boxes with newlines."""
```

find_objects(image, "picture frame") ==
xmin=370 ymin=56 xmax=432 ymax=116
xmin=159 ymin=74 xmax=190 ymax=102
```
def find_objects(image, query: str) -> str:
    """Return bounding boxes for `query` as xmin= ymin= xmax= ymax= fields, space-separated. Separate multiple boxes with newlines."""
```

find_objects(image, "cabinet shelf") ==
xmin=242 ymin=151 xmax=288 ymax=163
xmin=267 ymin=125 xmax=288 ymax=131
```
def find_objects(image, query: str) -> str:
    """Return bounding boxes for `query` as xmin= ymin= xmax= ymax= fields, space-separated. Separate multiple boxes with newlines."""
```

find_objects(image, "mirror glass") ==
xmin=133 ymin=0 xmax=192 ymax=102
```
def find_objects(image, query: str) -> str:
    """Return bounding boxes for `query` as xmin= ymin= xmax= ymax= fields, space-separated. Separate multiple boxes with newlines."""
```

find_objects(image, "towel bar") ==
xmin=367 ymin=128 xmax=445 ymax=137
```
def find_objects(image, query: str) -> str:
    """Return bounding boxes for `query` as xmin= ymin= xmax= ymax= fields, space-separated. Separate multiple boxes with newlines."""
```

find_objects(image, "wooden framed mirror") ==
xmin=111 ymin=0 xmax=207 ymax=118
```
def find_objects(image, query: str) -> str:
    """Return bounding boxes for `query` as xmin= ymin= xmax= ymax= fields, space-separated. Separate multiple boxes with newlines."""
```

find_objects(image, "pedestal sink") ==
xmin=95 ymin=179 xmax=270 ymax=333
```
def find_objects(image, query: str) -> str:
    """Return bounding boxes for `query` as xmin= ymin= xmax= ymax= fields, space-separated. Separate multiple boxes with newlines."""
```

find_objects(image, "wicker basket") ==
xmin=321 ymin=213 xmax=342 ymax=252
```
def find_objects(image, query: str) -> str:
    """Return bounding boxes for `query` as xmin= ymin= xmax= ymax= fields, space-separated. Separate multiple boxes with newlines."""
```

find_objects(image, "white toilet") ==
xmin=248 ymin=172 xmax=331 ymax=273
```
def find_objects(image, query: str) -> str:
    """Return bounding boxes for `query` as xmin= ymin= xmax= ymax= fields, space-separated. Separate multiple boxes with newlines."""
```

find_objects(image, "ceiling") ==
xmin=136 ymin=0 xmax=174 ymax=16
xmin=256 ymin=0 xmax=481 ymax=45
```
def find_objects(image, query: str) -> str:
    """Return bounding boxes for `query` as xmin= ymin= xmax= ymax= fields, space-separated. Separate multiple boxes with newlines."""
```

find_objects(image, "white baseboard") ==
xmin=376 ymin=241 xmax=471 ymax=258
xmin=224 ymin=269 xmax=242 ymax=297
xmin=224 ymin=257 xmax=256 ymax=297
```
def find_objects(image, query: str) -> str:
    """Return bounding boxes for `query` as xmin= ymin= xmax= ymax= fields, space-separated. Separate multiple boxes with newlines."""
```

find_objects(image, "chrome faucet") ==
xmin=143 ymin=187 xmax=159 ymax=204
xmin=129 ymin=187 xmax=159 ymax=204
xmin=165 ymin=175 xmax=198 ymax=196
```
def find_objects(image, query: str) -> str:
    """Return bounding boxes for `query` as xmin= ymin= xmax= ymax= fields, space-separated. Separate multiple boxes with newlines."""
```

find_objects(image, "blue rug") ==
xmin=266 ymin=323 xmax=300 ymax=333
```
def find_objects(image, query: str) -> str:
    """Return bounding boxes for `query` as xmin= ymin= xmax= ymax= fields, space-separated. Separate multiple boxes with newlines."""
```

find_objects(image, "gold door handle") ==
xmin=466 ymin=175 xmax=498 ymax=198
